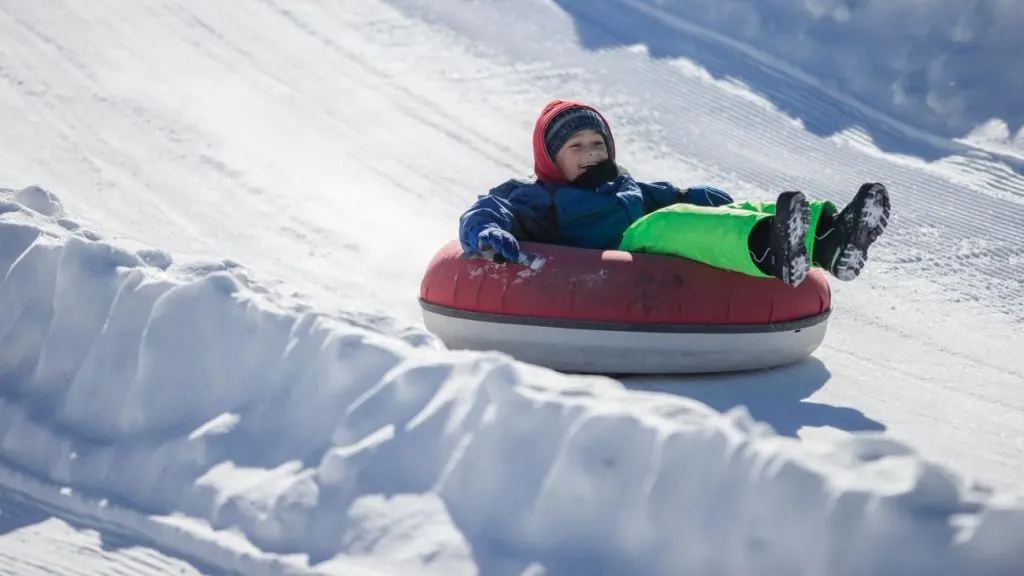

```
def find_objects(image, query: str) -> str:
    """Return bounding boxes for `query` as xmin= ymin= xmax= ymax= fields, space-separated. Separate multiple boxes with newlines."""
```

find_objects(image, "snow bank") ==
xmin=558 ymin=0 xmax=1024 ymax=140
xmin=1 ymin=185 xmax=1023 ymax=575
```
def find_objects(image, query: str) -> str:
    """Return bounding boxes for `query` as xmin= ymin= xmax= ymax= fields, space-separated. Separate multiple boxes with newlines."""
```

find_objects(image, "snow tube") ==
xmin=419 ymin=240 xmax=831 ymax=374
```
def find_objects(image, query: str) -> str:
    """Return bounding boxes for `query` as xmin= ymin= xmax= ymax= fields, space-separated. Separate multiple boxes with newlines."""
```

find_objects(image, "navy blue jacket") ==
xmin=459 ymin=174 xmax=733 ymax=252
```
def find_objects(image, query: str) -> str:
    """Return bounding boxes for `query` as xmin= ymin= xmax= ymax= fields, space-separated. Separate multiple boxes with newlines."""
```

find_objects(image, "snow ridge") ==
xmin=2 ymin=186 xmax=1023 ymax=575
xmin=552 ymin=0 xmax=1024 ymax=141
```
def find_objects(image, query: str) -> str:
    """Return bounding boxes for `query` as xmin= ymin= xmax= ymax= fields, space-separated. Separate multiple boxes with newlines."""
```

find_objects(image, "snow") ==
xmin=1 ymin=0 xmax=1024 ymax=574
xmin=3 ymin=187 xmax=1024 ymax=574
xmin=0 ymin=492 xmax=211 ymax=576
xmin=548 ymin=0 xmax=1024 ymax=152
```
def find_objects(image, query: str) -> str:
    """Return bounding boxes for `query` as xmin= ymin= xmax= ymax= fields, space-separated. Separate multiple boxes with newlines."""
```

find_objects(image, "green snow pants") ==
xmin=619 ymin=199 xmax=838 ymax=278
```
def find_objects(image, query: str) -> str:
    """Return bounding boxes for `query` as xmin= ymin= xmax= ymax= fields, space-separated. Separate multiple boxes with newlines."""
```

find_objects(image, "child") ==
xmin=458 ymin=99 xmax=890 ymax=287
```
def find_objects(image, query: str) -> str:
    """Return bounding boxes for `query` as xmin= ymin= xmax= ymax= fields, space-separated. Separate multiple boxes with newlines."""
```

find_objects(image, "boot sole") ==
xmin=833 ymin=183 xmax=890 ymax=281
xmin=772 ymin=191 xmax=811 ymax=287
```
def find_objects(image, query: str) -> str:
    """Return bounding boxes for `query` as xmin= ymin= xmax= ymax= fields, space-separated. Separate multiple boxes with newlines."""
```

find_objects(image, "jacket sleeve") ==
xmin=458 ymin=180 xmax=557 ymax=252
xmin=638 ymin=181 xmax=735 ymax=213
xmin=638 ymin=181 xmax=687 ymax=213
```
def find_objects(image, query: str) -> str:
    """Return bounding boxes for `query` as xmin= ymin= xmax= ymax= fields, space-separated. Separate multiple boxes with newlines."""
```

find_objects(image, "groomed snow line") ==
xmin=2 ymin=186 xmax=1023 ymax=575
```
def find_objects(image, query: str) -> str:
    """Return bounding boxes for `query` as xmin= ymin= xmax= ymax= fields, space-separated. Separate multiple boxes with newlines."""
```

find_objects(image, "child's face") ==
xmin=555 ymin=129 xmax=609 ymax=182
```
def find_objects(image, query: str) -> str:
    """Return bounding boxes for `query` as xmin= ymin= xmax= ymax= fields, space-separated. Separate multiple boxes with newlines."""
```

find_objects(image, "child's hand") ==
xmin=475 ymin=228 xmax=521 ymax=263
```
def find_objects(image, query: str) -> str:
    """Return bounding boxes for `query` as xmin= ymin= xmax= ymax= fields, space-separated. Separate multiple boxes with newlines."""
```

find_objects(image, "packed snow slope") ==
xmin=1 ymin=0 xmax=1024 ymax=575
xmin=0 ymin=490 xmax=213 ymax=576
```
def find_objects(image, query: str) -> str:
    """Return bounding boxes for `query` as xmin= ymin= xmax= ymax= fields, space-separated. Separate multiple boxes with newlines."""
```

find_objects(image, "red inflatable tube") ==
xmin=419 ymin=240 xmax=831 ymax=374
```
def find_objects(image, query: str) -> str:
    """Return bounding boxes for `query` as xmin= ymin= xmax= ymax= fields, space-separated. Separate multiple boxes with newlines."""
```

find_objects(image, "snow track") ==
xmin=0 ymin=494 xmax=211 ymax=576
xmin=1 ymin=0 xmax=1024 ymax=573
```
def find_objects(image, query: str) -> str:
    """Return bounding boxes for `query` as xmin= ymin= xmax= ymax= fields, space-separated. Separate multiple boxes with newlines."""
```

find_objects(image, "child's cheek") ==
xmin=556 ymin=152 xmax=575 ymax=179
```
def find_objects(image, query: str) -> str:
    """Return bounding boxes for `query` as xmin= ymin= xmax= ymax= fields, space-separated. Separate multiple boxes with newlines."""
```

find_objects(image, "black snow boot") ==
xmin=813 ymin=182 xmax=891 ymax=281
xmin=749 ymin=190 xmax=812 ymax=287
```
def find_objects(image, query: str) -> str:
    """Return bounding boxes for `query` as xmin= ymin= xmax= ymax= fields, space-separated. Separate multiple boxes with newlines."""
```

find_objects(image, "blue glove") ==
xmin=683 ymin=185 xmax=734 ymax=207
xmin=474 ymin=227 xmax=520 ymax=263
